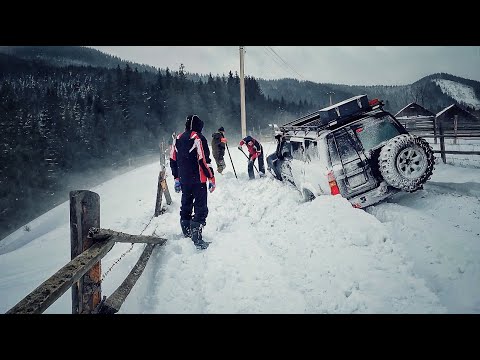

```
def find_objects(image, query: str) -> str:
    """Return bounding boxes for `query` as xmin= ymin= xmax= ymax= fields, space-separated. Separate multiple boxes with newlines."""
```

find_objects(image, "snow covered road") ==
xmin=1 ymin=152 xmax=479 ymax=314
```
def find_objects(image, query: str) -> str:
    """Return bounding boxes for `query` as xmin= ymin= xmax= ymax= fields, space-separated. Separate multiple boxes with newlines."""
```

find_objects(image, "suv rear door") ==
xmin=327 ymin=127 xmax=378 ymax=198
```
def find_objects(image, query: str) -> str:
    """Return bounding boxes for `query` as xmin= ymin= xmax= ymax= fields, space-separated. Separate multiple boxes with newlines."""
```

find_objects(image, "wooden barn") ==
xmin=435 ymin=104 xmax=480 ymax=134
xmin=394 ymin=102 xmax=436 ymax=132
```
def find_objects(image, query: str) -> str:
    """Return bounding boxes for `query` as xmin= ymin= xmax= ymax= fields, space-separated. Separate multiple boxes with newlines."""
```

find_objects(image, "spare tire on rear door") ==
xmin=378 ymin=134 xmax=434 ymax=192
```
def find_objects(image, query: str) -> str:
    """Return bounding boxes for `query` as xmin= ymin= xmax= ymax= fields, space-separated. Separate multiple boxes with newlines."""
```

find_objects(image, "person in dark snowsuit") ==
xmin=170 ymin=114 xmax=216 ymax=250
xmin=211 ymin=126 xmax=227 ymax=174
xmin=266 ymin=132 xmax=285 ymax=181
xmin=238 ymin=135 xmax=265 ymax=180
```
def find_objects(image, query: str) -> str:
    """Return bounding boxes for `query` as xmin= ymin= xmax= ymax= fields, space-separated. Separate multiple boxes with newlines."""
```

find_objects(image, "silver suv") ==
xmin=266 ymin=95 xmax=435 ymax=208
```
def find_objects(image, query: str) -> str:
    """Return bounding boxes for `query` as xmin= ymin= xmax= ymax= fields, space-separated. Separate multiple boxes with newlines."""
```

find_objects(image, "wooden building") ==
xmin=394 ymin=102 xmax=436 ymax=133
xmin=435 ymin=104 xmax=480 ymax=134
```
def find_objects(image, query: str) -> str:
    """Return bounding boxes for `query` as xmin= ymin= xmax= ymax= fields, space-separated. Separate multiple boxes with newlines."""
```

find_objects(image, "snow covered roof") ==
xmin=436 ymin=104 xmax=479 ymax=121
xmin=436 ymin=104 xmax=455 ymax=118
xmin=395 ymin=102 xmax=435 ymax=118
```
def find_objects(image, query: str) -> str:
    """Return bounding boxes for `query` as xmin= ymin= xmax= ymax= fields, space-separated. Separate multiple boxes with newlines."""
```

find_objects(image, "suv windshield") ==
xmin=351 ymin=115 xmax=403 ymax=152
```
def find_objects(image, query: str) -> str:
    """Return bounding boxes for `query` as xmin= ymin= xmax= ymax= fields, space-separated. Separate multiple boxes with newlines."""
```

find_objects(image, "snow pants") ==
xmin=248 ymin=147 xmax=265 ymax=179
xmin=180 ymin=182 xmax=209 ymax=226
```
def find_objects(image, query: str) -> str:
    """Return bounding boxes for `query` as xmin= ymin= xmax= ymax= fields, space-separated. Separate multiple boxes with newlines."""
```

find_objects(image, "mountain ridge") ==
xmin=1 ymin=45 xmax=479 ymax=114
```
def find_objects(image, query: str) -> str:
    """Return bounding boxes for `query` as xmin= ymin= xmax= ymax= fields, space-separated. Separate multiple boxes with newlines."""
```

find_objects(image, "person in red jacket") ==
xmin=238 ymin=135 xmax=265 ymax=180
xmin=170 ymin=114 xmax=215 ymax=250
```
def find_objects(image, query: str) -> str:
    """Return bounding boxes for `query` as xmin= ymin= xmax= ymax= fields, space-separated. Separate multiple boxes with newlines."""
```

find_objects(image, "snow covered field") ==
xmin=1 ymin=142 xmax=480 ymax=314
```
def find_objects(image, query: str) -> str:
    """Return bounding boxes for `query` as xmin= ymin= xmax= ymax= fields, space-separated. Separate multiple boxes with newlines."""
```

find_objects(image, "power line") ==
xmin=259 ymin=47 xmax=294 ymax=79
xmin=265 ymin=46 xmax=306 ymax=81
xmin=266 ymin=46 xmax=303 ymax=79
xmin=261 ymin=46 xmax=298 ymax=79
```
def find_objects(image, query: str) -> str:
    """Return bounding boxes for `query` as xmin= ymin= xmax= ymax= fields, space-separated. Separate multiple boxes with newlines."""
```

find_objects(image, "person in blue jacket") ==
xmin=170 ymin=114 xmax=216 ymax=250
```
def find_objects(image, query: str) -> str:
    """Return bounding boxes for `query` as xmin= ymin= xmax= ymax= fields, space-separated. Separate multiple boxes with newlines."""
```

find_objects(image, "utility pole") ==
xmin=327 ymin=91 xmax=335 ymax=106
xmin=239 ymin=46 xmax=247 ymax=138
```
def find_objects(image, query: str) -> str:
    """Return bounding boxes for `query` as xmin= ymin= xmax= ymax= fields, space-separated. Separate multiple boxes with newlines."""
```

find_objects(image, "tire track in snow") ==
xmin=367 ymin=185 xmax=480 ymax=313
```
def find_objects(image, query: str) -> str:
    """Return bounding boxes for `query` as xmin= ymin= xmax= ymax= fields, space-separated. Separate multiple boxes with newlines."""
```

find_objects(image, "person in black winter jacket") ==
xmin=170 ymin=114 xmax=216 ymax=250
xmin=266 ymin=132 xmax=285 ymax=181
xmin=211 ymin=126 xmax=227 ymax=173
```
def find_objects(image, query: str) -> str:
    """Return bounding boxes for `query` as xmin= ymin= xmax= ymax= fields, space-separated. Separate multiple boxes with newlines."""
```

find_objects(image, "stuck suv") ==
xmin=266 ymin=95 xmax=435 ymax=208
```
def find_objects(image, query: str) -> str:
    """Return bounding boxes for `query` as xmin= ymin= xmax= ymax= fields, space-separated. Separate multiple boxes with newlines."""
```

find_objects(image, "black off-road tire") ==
xmin=379 ymin=134 xmax=435 ymax=192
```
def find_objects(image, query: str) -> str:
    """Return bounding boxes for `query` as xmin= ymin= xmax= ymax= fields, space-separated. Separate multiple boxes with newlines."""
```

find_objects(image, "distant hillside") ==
xmin=418 ymin=73 xmax=480 ymax=110
xmin=0 ymin=49 xmax=312 ymax=241
xmin=0 ymin=46 xmax=159 ymax=73
xmin=3 ymin=47 xmax=478 ymax=117
xmin=257 ymin=73 xmax=480 ymax=116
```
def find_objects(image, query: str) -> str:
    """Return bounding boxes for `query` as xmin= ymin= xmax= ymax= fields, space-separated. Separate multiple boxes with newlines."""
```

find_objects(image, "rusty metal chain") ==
xmin=90 ymin=214 xmax=156 ymax=297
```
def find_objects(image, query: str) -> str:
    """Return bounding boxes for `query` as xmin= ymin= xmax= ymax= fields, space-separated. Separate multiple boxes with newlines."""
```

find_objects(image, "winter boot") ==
xmin=180 ymin=219 xmax=192 ymax=238
xmin=217 ymin=159 xmax=226 ymax=174
xmin=190 ymin=221 xmax=209 ymax=250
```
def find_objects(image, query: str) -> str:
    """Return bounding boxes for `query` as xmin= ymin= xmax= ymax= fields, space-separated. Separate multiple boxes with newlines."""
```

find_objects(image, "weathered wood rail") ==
xmin=7 ymin=171 xmax=172 ymax=314
xmin=6 ymin=237 xmax=116 ymax=314
xmin=408 ymin=124 xmax=480 ymax=164
xmin=94 ymin=243 xmax=158 ymax=314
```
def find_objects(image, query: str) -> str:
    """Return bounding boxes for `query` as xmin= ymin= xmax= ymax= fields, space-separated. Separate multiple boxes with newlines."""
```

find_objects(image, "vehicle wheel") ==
xmin=379 ymin=134 xmax=434 ymax=192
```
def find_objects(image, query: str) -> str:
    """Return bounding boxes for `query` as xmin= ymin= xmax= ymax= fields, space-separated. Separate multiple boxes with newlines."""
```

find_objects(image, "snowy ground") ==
xmin=1 ymin=142 xmax=480 ymax=314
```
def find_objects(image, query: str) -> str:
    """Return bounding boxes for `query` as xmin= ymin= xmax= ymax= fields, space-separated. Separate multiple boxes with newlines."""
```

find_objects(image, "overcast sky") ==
xmin=89 ymin=46 xmax=480 ymax=86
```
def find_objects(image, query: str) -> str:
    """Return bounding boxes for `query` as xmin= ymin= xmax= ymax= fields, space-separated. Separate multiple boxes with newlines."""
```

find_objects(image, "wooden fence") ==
xmin=6 ymin=165 xmax=172 ymax=314
xmin=405 ymin=122 xmax=480 ymax=164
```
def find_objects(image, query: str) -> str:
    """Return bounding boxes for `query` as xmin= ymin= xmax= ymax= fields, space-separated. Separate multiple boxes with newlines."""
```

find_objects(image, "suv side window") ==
xmin=291 ymin=141 xmax=305 ymax=160
xmin=280 ymin=140 xmax=292 ymax=159
xmin=327 ymin=134 xmax=339 ymax=164
xmin=334 ymin=129 xmax=360 ymax=163
xmin=304 ymin=139 xmax=318 ymax=162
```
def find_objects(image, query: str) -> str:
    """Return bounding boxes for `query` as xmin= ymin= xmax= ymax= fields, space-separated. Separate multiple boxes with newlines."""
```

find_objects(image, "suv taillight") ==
xmin=327 ymin=170 xmax=340 ymax=195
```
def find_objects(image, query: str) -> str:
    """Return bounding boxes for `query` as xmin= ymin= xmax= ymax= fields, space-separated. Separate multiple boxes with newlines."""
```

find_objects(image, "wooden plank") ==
xmin=70 ymin=190 xmax=101 ymax=314
xmin=89 ymin=228 xmax=168 ymax=245
xmin=6 ymin=239 xmax=115 ymax=314
xmin=433 ymin=150 xmax=480 ymax=155
xmin=411 ymin=134 xmax=480 ymax=138
xmin=161 ymin=178 xmax=172 ymax=205
xmin=97 ymin=243 xmax=158 ymax=314
xmin=154 ymin=167 xmax=166 ymax=217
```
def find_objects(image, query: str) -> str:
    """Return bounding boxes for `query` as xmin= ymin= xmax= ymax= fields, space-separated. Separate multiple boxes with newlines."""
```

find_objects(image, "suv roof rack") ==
xmin=279 ymin=96 xmax=384 ymax=135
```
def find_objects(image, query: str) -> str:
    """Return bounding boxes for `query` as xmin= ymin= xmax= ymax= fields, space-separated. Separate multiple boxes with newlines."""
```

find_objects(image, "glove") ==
xmin=221 ymin=137 xmax=227 ymax=144
xmin=174 ymin=178 xmax=181 ymax=193
xmin=208 ymin=177 xmax=216 ymax=193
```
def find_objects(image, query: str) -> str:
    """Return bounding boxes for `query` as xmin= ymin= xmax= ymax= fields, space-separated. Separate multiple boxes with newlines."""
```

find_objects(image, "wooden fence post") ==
xmin=159 ymin=141 xmax=165 ymax=167
xmin=70 ymin=190 xmax=101 ymax=314
xmin=453 ymin=115 xmax=458 ymax=145
xmin=154 ymin=166 xmax=172 ymax=217
xmin=439 ymin=122 xmax=446 ymax=164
